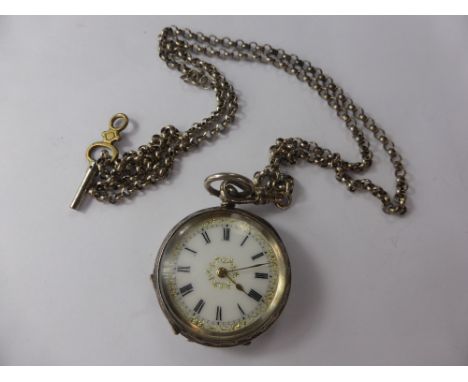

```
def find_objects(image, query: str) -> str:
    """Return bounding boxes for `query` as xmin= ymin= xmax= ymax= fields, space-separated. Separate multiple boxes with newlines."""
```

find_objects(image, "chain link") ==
xmin=89 ymin=26 xmax=408 ymax=215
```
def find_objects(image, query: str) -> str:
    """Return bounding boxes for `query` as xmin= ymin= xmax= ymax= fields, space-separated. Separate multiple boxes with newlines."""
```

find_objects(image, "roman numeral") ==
xmin=177 ymin=266 xmax=191 ymax=273
xmin=179 ymin=283 xmax=194 ymax=297
xmin=193 ymin=299 xmax=205 ymax=314
xmin=201 ymin=230 xmax=210 ymax=244
xmin=184 ymin=247 xmax=197 ymax=254
xmin=216 ymin=306 xmax=223 ymax=321
xmin=255 ymin=272 xmax=268 ymax=279
xmin=247 ymin=289 xmax=263 ymax=302
xmin=237 ymin=303 xmax=246 ymax=317
xmin=223 ymin=226 xmax=230 ymax=241
xmin=251 ymin=252 xmax=264 ymax=261
xmin=240 ymin=234 xmax=249 ymax=246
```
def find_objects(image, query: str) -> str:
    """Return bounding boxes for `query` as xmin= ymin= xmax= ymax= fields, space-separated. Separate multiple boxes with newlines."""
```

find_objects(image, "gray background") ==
xmin=1 ymin=16 xmax=467 ymax=365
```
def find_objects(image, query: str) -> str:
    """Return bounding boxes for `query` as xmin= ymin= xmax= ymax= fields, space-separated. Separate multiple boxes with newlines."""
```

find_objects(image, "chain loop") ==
xmin=89 ymin=26 xmax=408 ymax=215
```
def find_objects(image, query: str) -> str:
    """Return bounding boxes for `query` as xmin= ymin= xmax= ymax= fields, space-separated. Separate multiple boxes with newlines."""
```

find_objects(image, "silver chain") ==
xmin=89 ymin=26 xmax=408 ymax=215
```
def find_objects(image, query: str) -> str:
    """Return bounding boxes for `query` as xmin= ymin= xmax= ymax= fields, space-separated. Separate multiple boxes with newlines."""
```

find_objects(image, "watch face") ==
xmin=153 ymin=207 xmax=290 ymax=347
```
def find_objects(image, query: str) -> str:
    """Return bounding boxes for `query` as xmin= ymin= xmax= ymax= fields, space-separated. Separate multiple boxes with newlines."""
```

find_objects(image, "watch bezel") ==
xmin=152 ymin=206 xmax=291 ymax=347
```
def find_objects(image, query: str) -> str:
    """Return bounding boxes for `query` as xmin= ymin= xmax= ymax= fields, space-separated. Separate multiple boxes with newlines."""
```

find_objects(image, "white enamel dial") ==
xmin=154 ymin=207 xmax=290 ymax=346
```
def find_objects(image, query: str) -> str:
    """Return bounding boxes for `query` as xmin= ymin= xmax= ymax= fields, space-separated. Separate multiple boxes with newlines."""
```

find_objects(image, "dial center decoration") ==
xmin=206 ymin=256 xmax=240 ymax=289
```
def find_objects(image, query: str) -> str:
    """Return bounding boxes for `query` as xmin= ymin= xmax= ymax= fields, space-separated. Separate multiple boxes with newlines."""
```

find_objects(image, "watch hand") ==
xmin=217 ymin=267 xmax=248 ymax=294
xmin=227 ymin=262 xmax=272 ymax=273
xmin=226 ymin=274 xmax=247 ymax=293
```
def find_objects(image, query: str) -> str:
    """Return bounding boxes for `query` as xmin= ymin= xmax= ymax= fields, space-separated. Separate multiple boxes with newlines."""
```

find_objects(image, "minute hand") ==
xmin=228 ymin=262 xmax=272 ymax=272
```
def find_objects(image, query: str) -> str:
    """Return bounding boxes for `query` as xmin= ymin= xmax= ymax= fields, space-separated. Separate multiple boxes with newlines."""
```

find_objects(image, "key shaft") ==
xmin=70 ymin=162 xmax=98 ymax=210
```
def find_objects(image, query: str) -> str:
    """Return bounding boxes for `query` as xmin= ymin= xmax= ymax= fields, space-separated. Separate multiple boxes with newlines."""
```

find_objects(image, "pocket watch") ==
xmin=152 ymin=174 xmax=291 ymax=346
xmin=70 ymin=26 xmax=409 ymax=347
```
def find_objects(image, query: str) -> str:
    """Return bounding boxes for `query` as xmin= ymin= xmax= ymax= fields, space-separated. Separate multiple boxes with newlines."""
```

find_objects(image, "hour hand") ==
xmin=217 ymin=267 xmax=247 ymax=294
